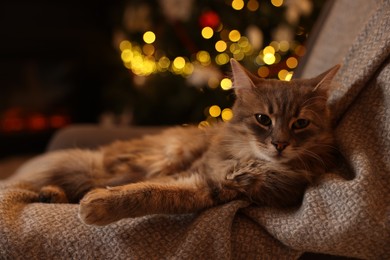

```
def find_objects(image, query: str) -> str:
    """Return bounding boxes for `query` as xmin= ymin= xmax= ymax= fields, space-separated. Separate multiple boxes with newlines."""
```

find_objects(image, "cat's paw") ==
xmin=79 ymin=188 xmax=123 ymax=226
xmin=38 ymin=185 xmax=68 ymax=203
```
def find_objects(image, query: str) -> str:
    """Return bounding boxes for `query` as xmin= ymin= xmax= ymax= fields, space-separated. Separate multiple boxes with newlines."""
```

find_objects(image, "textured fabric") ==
xmin=300 ymin=0 xmax=379 ymax=79
xmin=0 ymin=189 xmax=298 ymax=259
xmin=1 ymin=1 xmax=390 ymax=259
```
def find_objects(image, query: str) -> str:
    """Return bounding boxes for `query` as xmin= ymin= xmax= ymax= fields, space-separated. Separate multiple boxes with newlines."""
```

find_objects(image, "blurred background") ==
xmin=0 ymin=0 xmax=325 ymax=159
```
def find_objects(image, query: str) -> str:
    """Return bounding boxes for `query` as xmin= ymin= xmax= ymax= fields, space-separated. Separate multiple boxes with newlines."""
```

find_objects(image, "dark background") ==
xmin=0 ymin=1 xmax=129 ymax=156
xmin=0 ymin=0 xmax=324 ymax=157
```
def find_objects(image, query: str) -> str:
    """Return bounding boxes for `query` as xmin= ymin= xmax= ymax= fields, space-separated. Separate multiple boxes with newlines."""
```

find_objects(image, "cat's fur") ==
xmin=10 ymin=59 xmax=340 ymax=226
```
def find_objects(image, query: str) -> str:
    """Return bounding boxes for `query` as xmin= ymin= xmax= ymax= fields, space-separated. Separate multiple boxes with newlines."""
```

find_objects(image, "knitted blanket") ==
xmin=1 ymin=2 xmax=389 ymax=259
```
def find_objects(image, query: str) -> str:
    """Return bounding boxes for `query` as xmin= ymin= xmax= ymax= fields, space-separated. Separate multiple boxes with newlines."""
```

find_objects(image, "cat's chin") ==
xmin=268 ymin=152 xmax=293 ymax=164
xmin=254 ymin=151 xmax=291 ymax=164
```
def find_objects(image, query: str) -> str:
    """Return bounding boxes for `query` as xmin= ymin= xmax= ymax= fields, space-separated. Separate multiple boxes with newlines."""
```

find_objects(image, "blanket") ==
xmin=1 ymin=1 xmax=389 ymax=259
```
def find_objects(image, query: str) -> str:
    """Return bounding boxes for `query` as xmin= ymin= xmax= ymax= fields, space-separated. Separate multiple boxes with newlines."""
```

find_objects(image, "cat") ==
xmin=9 ymin=59 xmax=340 ymax=226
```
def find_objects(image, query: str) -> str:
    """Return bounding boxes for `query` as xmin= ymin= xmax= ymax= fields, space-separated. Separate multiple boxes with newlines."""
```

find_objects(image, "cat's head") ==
xmin=228 ymin=59 xmax=340 ymax=164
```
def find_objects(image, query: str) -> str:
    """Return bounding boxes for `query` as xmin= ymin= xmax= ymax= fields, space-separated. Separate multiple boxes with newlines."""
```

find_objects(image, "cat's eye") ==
xmin=255 ymin=114 xmax=272 ymax=126
xmin=293 ymin=119 xmax=310 ymax=129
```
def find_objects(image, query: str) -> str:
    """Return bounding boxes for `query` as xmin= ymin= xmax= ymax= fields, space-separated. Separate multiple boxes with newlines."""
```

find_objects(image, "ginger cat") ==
xmin=10 ymin=59 xmax=340 ymax=226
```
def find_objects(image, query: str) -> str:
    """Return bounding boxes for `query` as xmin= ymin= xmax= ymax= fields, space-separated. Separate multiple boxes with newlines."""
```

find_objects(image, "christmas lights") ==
xmin=114 ymin=0 xmax=321 ymax=125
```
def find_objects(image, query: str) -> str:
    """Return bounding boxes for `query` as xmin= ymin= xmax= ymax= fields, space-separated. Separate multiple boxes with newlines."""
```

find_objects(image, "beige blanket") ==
xmin=1 ymin=1 xmax=390 ymax=259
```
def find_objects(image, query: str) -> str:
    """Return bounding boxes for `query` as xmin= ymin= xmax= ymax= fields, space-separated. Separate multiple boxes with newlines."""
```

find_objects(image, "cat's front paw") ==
xmin=38 ymin=185 xmax=68 ymax=203
xmin=79 ymin=188 xmax=123 ymax=226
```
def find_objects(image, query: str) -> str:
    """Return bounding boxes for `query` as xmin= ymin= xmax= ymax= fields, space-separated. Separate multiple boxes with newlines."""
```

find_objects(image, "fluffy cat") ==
xmin=10 ymin=59 xmax=340 ymax=226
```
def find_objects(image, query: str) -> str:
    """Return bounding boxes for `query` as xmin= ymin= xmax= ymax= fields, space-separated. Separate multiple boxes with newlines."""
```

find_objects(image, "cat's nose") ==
xmin=271 ymin=141 xmax=290 ymax=152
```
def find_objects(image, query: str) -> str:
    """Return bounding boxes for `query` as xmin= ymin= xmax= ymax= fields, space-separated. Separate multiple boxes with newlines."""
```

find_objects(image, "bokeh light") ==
xmin=257 ymin=66 xmax=270 ymax=78
xmin=201 ymin=26 xmax=214 ymax=39
xmin=229 ymin=30 xmax=241 ymax=42
xmin=196 ymin=51 xmax=211 ymax=65
xmin=278 ymin=69 xmax=293 ymax=81
xmin=215 ymin=40 xmax=227 ymax=52
xmin=286 ymin=57 xmax=298 ymax=69
xmin=119 ymin=40 xmax=132 ymax=51
xmin=143 ymin=31 xmax=156 ymax=44
xmin=173 ymin=57 xmax=186 ymax=70
xmin=158 ymin=56 xmax=170 ymax=71
xmin=232 ymin=0 xmax=245 ymax=10
xmin=209 ymin=105 xmax=222 ymax=117
xmin=271 ymin=0 xmax=283 ymax=7
xmin=247 ymin=0 xmax=260 ymax=11
xmin=263 ymin=46 xmax=275 ymax=54
xmin=142 ymin=44 xmax=155 ymax=56
xmin=220 ymin=78 xmax=233 ymax=90
xmin=198 ymin=121 xmax=210 ymax=128
xmin=215 ymin=53 xmax=230 ymax=65
xmin=221 ymin=108 xmax=234 ymax=121
xmin=279 ymin=40 xmax=290 ymax=52
xmin=113 ymin=0 xmax=321 ymax=125
xmin=294 ymin=45 xmax=306 ymax=56
xmin=263 ymin=53 xmax=276 ymax=65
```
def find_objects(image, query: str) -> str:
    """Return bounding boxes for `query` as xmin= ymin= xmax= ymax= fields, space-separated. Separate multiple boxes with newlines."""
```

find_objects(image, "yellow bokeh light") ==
xmin=196 ymin=51 xmax=211 ymax=65
xmin=263 ymin=53 xmax=276 ymax=65
xmin=158 ymin=56 xmax=170 ymax=69
xmin=173 ymin=57 xmax=186 ymax=70
xmin=198 ymin=120 xmax=210 ymax=129
xmin=119 ymin=40 xmax=132 ymax=51
xmin=247 ymin=0 xmax=259 ymax=11
xmin=285 ymin=72 xmax=293 ymax=81
xmin=255 ymin=55 xmax=264 ymax=65
xmin=183 ymin=62 xmax=194 ymax=75
xmin=209 ymin=105 xmax=222 ymax=117
xmin=128 ymin=54 xmax=157 ymax=76
xmin=269 ymin=41 xmax=280 ymax=52
xmin=221 ymin=108 xmax=234 ymax=121
xmin=228 ymin=30 xmax=241 ymax=42
xmin=278 ymin=69 xmax=293 ymax=81
xmin=238 ymin=37 xmax=249 ymax=48
xmin=215 ymin=53 xmax=230 ymax=65
xmin=294 ymin=45 xmax=306 ymax=56
xmin=142 ymin=44 xmax=155 ymax=56
xmin=263 ymin=46 xmax=275 ymax=55
xmin=233 ymin=52 xmax=245 ymax=61
xmin=143 ymin=31 xmax=156 ymax=44
xmin=121 ymin=49 xmax=133 ymax=63
xmin=279 ymin=40 xmax=290 ymax=52
xmin=143 ymin=58 xmax=157 ymax=75
xmin=278 ymin=69 xmax=288 ymax=80
xmin=230 ymin=43 xmax=241 ymax=54
xmin=271 ymin=0 xmax=283 ymax=7
xmin=232 ymin=0 xmax=245 ymax=10
xmin=286 ymin=57 xmax=298 ymax=69
xmin=257 ymin=66 xmax=270 ymax=78
xmin=201 ymin=26 xmax=214 ymax=39
xmin=220 ymin=78 xmax=233 ymax=90
xmin=215 ymin=40 xmax=227 ymax=52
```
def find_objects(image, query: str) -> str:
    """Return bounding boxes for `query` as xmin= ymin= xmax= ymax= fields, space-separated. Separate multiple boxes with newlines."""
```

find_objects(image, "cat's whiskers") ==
xmin=315 ymin=143 xmax=339 ymax=152
xmin=293 ymin=150 xmax=311 ymax=172
xmin=298 ymin=148 xmax=326 ymax=168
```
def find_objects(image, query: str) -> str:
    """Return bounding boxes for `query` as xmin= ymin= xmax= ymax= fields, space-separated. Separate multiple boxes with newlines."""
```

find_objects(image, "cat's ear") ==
xmin=230 ymin=59 xmax=256 ymax=93
xmin=311 ymin=64 xmax=341 ymax=93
